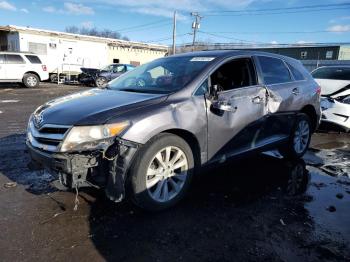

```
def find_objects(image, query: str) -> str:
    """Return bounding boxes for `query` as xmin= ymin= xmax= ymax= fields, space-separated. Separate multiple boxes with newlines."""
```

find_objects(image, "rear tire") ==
xmin=23 ymin=73 xmax=40 ymax=88
xmin=279 ymin=113 xmax=311 ymax=159
xmin=129 ymin=133 xmax=194 ymax=211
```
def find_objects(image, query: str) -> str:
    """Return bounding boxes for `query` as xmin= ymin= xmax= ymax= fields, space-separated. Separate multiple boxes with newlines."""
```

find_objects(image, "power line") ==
xmin=198 ymin=31 xmax=267 ymax=44
xmin=203 ymin=3 xmax=350 ymax=14
xmin=121 ymin=22 xmax=172 ymax=34
xmin=205 ymin=7 xmax=350 ymax=17
xmin=143 ymin=33 xmax=191 ymax=44
xmin=200 ymin=30 xmax=349 ymax=35
xmin=114 ymin=19 xmax=170 ymax=32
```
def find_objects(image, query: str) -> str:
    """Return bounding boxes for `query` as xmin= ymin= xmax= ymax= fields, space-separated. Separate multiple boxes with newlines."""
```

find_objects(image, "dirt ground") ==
xmin=0 ymin=83 xmax=349 ymax=262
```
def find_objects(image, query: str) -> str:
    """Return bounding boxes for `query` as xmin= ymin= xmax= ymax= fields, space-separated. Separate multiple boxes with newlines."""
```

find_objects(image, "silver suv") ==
xmin=26 ymin=51 xmax=321 ymax=210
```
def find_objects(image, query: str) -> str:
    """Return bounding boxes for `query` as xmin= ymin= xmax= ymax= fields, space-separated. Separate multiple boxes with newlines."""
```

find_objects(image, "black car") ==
xmin=78 ymin=64 xmax=135 ymax=87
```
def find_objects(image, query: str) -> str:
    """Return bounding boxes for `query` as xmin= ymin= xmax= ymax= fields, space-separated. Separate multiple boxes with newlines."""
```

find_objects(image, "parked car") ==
xmin=78 ymin=63 xmax=135 ymax=87
xmin=26 ymin=51 xmax=321 ymax=211
xmin=0 ymin=52 xmax=49 ymax=87
xmin=311 ymin=66 xmax=350 ymax=132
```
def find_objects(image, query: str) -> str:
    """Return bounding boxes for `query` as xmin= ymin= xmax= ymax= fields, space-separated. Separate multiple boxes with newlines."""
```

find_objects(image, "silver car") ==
xmin=26 ymin=51 xmax=321 ymax=210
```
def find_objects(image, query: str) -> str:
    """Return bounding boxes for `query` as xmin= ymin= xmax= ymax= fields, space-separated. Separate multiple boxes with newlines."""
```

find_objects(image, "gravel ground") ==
xmin=0 ymin=83 xmax=349 ymax=262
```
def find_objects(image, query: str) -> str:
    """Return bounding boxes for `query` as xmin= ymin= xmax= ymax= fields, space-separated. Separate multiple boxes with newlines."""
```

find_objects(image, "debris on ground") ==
xmin=4 ymin=182 xmax=17 ymax=188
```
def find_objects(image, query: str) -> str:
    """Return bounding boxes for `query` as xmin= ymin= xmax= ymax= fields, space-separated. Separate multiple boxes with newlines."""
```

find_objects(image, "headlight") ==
xmin=60 ymin=122 xmax=129 ymax=152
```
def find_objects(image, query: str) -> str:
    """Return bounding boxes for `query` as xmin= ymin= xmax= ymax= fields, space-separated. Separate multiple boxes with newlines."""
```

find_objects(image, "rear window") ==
xmin=6 ymin=54 xmax=25 ymax=64
xmin=25 ymin=55 xmax=42 ymax=64
xmin=312 ymin=67 xmax=350 ymax=80
xmin=287 ymin=63 xmax=305 ymax=81
xmin=257 ymin=56 xmax=292 ymax=85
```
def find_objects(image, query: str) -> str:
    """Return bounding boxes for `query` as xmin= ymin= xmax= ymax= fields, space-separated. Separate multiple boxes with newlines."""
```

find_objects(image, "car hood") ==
xmin=34 ymin=89 xmax=167 ymax=126
xmin=80 ymin=67 xmax=100 ymax=74
xmin=315 ymin=78 xmax=350 ymax=96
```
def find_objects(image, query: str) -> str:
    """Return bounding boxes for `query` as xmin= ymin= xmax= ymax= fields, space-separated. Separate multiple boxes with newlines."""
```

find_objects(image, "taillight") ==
xmin=315 ymin=86 xmax=321 ymax=95
xmin=42 ymin=65 xmax=47 ymax=71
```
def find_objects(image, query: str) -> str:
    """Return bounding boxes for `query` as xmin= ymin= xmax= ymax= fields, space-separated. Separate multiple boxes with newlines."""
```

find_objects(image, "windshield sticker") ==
xmin=190 ymin=57 xmax=215 ymax=62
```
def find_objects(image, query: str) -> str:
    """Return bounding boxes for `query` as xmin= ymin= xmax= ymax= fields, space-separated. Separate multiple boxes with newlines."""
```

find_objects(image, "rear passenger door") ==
xmin=255 ymin=56 xmax=297 ymax=139
xmin=5 ymin=54 xmax=26 ymax=80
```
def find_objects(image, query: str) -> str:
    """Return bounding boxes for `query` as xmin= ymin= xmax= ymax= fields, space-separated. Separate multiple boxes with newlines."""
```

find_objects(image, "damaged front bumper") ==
xmin=26 ymin=138 xmax=139 ymax=202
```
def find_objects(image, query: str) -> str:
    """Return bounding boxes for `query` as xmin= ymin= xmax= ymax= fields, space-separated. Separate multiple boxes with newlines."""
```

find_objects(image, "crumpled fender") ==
xmin=104 ymin=138 xmax=139 ymax=202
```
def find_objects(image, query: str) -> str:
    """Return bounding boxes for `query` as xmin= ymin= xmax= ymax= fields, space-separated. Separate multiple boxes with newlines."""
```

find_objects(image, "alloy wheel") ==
xmin=146 ymin=146 xmax=188 ymax=202
xmin=293 ymin=120 xmax=310 ymax=154
xmin=27 ymin=76 xmax=37 ymax=87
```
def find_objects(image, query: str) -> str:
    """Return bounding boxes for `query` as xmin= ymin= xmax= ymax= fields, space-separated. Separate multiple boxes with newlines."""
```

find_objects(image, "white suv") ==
xmin=0 ymin=52 xmax=49 ymax=88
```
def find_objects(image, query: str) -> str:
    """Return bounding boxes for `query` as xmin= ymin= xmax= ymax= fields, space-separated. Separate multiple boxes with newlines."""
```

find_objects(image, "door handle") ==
xmin=292 ymin=88 xmax=299 ymax=95
xmin=252 ymin=96 xmax=262 ymax=104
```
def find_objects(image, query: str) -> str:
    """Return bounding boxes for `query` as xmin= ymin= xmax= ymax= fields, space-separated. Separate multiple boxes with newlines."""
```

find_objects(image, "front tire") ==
xmin=129 ymin=133 xmax=194 ymax=211
xmin=279 ymin=113 xmax=311 ymax=159
xmin=95 ymin=76 xmax=108 ymax=88
xmin=23 ymin=73 xmax=39 ymax=88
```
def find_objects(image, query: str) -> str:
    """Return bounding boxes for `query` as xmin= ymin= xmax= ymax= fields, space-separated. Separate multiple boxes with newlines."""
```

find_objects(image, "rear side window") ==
xmin=25 ymin=55 xmax=42 ymax=64
xmin=6 ymin=54 xmax=25 ymax=64
xmin=312 ymin=67 xmax=350 ymax=80
xmin=0 ymin=54 xmax=5 ymax=64
xmin=287 ymin=63 xmax=305 ymax=81
xmin=257 ymin=56 xmax=292 ymax=85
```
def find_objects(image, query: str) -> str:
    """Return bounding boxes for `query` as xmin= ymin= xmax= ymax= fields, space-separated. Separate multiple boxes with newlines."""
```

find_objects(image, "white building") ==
xmin=0 ymin=25 xmax=168 ymax=76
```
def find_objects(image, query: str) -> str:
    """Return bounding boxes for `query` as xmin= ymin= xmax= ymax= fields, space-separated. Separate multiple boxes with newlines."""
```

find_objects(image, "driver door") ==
xmin=206 ymin=57 xmax=268 ymax=162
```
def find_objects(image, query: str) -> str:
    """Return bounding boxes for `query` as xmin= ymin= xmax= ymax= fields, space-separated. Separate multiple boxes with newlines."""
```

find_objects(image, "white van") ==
xmin=0 ymin=52 xmax=49 ymax=88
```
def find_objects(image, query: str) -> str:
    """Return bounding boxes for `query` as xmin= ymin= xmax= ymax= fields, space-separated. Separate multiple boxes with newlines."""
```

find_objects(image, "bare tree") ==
xmin=65 ymin=26 xmax=128 ymax=40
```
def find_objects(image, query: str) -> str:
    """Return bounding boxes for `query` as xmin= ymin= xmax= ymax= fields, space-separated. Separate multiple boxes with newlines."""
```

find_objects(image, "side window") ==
xmin=6 ymin=54 xmax=26 ymax=64
xmin=287 ymin=63 xmax=305 ymax=81
xmin=0 ymin=54 xmax=5 ymax=64
xmin=113 ymin=65 xmax=126 ymax=73
xmin=126 ymin=65 xmax=135 ymax=71
xmin=195 ymin=79 xmax=209 ymax=96
xmin=312 ymin=67 xmax=350 ymax=81
xmin=257 ymin=56 xmax=292 ymax=85
xmin=25 ymin=55 xmax=42 ymax=64
xmin=210 ymin=58 xmax=257 ymax=92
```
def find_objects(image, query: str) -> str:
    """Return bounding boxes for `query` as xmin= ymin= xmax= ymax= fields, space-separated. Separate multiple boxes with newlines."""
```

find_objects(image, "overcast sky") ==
xmin=0 ymin=0 xmax=349 ymax=45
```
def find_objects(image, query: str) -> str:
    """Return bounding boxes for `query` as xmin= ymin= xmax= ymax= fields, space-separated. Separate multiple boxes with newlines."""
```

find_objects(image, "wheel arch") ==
xmin=24 ymin=71 xmax=41 ymax=81
xmin=160 ymin=129 xmax=201 ymax=171
xmin=300 ymin=105 xmax=318 ymax=132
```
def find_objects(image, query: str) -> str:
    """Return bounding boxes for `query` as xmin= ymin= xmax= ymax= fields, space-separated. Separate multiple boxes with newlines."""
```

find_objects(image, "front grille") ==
xmin=28 ymin=120 xmax=70 ymax=152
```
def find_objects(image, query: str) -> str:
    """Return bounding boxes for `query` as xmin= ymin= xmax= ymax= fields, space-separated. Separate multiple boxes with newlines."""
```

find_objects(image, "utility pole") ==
xmin=191 ymin=12 xmax=202 ymax=51
xmin=172 ymin=10 xmax=177 ymax=55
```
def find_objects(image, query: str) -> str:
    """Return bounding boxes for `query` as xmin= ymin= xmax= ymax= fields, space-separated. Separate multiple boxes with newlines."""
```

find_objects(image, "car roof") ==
xmin=170 ymin=50 xmax=299 ymax=63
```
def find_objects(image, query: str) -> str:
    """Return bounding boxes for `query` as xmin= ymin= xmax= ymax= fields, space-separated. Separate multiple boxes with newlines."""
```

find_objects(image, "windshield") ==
xmin=107 ymin=56 xmax=216 ymax=94
xmin=312 ymin=67 xmax=350 ymax=80
xmin=101 ymin=64 xmax=113 ymax=71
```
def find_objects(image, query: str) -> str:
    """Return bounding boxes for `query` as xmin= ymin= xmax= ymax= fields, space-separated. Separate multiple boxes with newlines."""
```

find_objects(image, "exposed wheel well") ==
xmin=300 ymin=105 xmax=317 ymax=132
xmin=161 ymin=129 xmax=201 ymax=171
xmin=24 ymin=71 xmax=41 ymax=81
